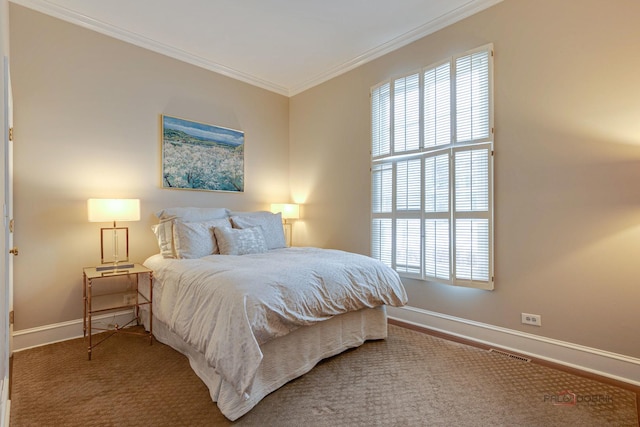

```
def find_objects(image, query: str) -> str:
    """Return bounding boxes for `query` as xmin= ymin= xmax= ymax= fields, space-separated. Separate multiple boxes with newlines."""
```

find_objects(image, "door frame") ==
xmin=1 ymin=53 xmax=12 ymax=427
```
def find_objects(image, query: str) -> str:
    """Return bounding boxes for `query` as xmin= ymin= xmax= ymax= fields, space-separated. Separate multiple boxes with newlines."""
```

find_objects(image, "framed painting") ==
xmin=161 ymin=115 xmax=244 ymax=192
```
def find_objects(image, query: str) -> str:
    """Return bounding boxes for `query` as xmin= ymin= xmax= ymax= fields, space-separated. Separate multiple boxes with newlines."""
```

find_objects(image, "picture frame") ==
xmin=161 ymin=115 xmax=244 ymax=192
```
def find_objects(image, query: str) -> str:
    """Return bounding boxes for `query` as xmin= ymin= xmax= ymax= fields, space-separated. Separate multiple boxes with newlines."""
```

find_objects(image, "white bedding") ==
xmin=144 ymin=247 xmax=407 ymax=399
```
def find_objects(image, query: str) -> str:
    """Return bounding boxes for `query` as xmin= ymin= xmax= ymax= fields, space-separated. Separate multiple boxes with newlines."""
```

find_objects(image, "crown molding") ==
xmin=288 ymin=0 xmax=503 ymax=96
xmin=9 ymin=0 xmax=290 ymax=96
xmin=10 ymin=0 xmax=502 ymax=97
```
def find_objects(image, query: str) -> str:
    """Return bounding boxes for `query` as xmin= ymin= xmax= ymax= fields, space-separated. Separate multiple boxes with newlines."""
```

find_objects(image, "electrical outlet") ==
xmin=521 ymin=313 xmax=542 ymax=326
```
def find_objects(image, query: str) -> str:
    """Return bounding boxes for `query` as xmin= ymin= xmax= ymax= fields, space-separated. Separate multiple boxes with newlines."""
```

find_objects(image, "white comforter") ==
xmin=144 ymin=247 xmax=407 ymax=398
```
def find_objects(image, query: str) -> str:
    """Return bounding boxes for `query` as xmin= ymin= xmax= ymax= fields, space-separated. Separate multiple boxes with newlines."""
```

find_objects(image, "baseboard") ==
xmin=13 ymin=306 xmax=640 ymax=388
xmin=387 ymin=305 xmax=640 ymax=387
xmin=12 ymin=310 xmax=135 ymax=352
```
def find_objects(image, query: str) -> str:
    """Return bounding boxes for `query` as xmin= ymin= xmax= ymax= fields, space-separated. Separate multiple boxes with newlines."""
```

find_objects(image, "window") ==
xmin=371 ymin=45 xmax=494 ymax=290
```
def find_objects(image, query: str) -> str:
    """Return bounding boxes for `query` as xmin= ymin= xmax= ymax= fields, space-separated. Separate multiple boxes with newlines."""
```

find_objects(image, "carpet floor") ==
xmin=10 ymin=325 xmax=639 ymax=426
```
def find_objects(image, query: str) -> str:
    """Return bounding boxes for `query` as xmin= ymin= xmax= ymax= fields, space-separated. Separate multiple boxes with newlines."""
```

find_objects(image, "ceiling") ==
xmin=12 ymin=0 xmax=501 ymax=96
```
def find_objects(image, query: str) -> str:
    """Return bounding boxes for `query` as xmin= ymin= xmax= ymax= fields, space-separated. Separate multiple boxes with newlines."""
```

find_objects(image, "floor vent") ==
xmin=489 ymin=348 xmax=531 ymax=362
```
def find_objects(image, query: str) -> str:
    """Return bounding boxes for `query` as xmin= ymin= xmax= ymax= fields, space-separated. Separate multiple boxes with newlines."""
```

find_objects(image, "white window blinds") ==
xmin=394 ymin=74 xmax=420 ymax=153
xmin=371 ymin=44 xmax=494 ymax=290
xmin=371 ymin=82 xmax=391 ymax=157
xmin=456 ymin=51 xmax=490 ymax=143
xmin=424 ymin=63 xmax=451 ymax=148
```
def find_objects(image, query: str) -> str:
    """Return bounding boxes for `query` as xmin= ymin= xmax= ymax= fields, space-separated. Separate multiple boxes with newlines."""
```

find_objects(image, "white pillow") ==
xmin=213 ymin=227 xmax=268 ymax=255
xmin=151 ymin=217 xmax=178 ymax=258
xmin=152 ymin=207 xmax=230 ymax=258
xmin=230 ymin=212 xmax=286 ymax=249
xmin=172 ymin=218 xmax=231 ymax=259
xmin=155 ymin=207 xmax=229 ymax=222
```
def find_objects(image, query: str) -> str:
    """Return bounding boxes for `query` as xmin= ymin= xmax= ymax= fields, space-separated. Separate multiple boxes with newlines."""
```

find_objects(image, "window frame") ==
xmin=370 ymin=44 xmax=494 ymax=290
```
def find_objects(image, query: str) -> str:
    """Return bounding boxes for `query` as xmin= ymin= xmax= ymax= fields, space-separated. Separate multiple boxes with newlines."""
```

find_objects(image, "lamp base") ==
xmin=96 ymin=263 xmax=135 ymax=272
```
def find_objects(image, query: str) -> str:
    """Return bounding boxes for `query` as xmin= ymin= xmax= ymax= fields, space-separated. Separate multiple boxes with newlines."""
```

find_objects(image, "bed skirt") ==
xmin=141 ymin=306 xmax=388 ymax=421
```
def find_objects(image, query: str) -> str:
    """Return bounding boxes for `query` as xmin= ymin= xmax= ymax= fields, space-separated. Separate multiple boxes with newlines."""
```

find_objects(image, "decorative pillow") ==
xmin=173 ymin=218 xmax=232 ymax=259
xmin=230 ymin=212 xmax=286 ymax=249
xmin=213 ymin=226 xmax=268 ymax=255
xmin=155 ymin=207 xmax=229 ymax=222
xmin=151 ymin=216 xmax=178 ymax=258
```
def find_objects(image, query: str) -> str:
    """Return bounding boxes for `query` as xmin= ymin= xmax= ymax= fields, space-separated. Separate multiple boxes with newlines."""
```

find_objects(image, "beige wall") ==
xmin=291 ymin=0 xmax=640 ymax=358
xmin=0 ymin=0 xmax=7 ymax=54
xmin=9 ymin=5 xmax=290 ymax=330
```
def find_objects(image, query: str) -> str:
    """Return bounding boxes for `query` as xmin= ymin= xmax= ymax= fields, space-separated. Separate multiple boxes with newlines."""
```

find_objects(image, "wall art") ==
xmin=161 ymin=115 xmax=244 ymax=192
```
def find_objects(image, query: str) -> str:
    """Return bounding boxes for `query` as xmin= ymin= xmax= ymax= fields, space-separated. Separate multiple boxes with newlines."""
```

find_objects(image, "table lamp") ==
xmin=87 ymin=198 xmax=140 ymax=270
xmin=270 ymin=203 xmax=300 ymax=246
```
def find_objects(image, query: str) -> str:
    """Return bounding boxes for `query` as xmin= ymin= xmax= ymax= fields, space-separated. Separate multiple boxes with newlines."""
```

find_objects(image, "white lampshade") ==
xmin=87 ymin=199 xmax=140 ymax=223
xmin=270 ymin=203 xmax=300 ymax=220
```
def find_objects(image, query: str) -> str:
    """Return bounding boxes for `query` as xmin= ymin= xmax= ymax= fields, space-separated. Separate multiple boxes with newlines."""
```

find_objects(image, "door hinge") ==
xmin=8 ymin=127 xmax=13 ymax=142
xmin=9 ymin=218 xmax=14 ymax=233
xmin=9 ymin=311 xmax=14 ymax=325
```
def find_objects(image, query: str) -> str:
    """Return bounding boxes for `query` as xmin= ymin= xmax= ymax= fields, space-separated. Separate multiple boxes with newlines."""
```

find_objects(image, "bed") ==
xmin=142 ymin=207 xmax=407 ymax=420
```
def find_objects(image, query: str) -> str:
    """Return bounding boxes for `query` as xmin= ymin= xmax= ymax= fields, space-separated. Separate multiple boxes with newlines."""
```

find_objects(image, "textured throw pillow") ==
xmin=230 ymin=212 xmax=286 ymax=249
xmin=213 ymin=226 xmax=268 ymax=255
xmin=173 ymin=218 xmax=231 ymax=259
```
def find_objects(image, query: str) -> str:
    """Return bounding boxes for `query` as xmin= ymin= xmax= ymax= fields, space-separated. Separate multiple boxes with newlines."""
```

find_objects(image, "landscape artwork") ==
xmin=162 ymin=115 xmax=244 ymax=192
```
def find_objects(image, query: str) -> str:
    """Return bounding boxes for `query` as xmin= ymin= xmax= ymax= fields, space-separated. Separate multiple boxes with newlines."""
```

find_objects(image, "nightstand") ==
xmin=82 ymin=263 xmax=153 ymax=360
